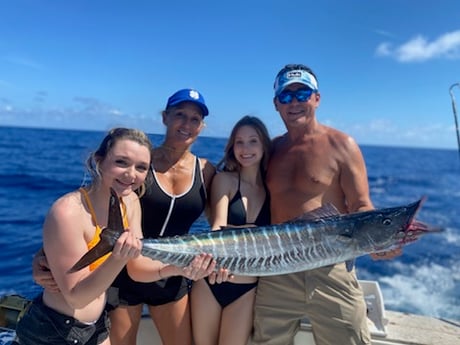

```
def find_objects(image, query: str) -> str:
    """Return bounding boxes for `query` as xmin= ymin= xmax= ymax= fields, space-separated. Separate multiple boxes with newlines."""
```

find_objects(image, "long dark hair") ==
xmin=217 ymin=116 xmax=271 ymax=178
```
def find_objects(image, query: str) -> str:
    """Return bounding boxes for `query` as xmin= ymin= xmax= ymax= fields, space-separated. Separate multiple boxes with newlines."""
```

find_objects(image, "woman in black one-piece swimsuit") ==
xmin=108 ymin=88 xmax=218 ymax=345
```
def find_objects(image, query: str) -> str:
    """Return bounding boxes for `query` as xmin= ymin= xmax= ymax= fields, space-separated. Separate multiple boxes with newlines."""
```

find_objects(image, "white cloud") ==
xmin=374 ymin=29 xmax=394 ymax=38
xmin=337 ymin=117 xmax=456 ymax=149
xmin=0 ymin=98 xmax=162 ymax=134
xmin=2 ymin=55 xmax=44 ymax=70
xmin=376 ymin=30 xmax=460 ymax=62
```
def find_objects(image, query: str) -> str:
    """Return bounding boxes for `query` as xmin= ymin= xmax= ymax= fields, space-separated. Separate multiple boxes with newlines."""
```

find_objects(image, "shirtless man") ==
xmin=252 ymin=64 xmax=400 ymax=345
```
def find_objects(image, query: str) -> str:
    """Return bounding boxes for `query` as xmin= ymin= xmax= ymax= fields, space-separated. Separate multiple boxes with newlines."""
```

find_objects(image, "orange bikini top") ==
xmin=80 ymin=188 xmax=129 ymax=271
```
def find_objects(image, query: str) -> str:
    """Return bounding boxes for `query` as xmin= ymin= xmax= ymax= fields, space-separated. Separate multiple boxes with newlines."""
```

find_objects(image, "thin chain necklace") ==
xmin=157 ymin=145 xmax=192 ymax=171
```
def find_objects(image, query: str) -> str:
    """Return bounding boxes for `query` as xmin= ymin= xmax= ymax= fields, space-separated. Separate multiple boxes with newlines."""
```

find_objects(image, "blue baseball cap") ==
xmin=273 ymin=69 xmax=318 ymax=96
xmin=166 ymin=88 xmax=209 ymax=117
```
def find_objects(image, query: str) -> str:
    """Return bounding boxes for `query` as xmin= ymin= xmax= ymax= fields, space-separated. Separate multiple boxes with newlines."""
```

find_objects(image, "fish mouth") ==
xmin=389 ymin=197 xmax=443 ymax=246
xmin=399 ymin=220 xmax=444 ymax=245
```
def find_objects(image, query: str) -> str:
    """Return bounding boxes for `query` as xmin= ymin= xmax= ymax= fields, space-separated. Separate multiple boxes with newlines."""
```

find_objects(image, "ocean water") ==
xmin=0 ymin=126 xmax=459 ymax=341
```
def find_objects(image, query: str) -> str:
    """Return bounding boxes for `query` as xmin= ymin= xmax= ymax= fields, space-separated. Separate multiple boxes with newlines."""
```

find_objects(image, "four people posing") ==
xmin=28 ymin=68 xmax=400 ymax=345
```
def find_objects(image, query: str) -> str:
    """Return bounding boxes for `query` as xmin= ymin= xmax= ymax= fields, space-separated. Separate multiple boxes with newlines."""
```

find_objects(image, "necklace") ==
xmin=156 ymin=145 xmax=192 ymax=172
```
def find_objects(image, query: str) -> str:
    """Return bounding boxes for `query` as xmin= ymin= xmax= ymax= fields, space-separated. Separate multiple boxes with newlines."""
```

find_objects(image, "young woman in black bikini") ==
xmin=190 ymin=116 xmax=272 ymax=345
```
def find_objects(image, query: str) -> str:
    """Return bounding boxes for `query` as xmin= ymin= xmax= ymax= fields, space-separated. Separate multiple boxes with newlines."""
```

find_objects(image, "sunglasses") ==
xmin=277 ymin=88 xmax=315 ymax=104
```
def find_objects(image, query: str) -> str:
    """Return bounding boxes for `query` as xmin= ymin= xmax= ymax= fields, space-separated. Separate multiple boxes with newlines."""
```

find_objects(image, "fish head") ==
xmin=352 ymin=198 xmax=422 ymax=250
xmin=355 ymin=197 xmax=443 ymax=251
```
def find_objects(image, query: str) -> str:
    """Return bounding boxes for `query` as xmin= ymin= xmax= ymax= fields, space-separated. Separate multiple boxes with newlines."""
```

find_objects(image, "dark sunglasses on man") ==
xmin=277 ymin=88 xmax=317 ymax=104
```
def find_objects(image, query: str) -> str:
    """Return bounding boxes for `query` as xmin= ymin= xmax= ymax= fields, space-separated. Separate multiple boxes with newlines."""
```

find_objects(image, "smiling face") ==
xmin=98 ymin=138 xmax=151 ymax=196
xmin=274 ymin=83 xmax=321 ymax=128
xmin=163 ymin=102 xmax=205 ymax=148
xmin=233 ymin=125 xmax=264 ymax=169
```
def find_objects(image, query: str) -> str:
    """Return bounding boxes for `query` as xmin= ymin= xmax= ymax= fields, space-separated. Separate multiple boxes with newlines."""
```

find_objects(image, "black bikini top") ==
xmin=227 ymin=175 xmax=271 ymax=227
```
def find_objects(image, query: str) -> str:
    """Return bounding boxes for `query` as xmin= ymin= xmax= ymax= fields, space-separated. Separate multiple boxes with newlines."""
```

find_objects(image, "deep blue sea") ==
xmin=1 ymin=126 xmax=459 ymax=342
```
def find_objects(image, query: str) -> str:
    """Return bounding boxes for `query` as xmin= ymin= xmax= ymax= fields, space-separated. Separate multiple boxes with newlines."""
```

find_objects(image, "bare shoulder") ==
xmin=44 ymin=190 xmax=85 ymax=238
xmin=198 ymin=157 xmax=216 ymax=186
xmin=213 ymin=170 xmax=238 ymax=184
xmin=211 ymin=171 xmax=238 ymax=195
xmin=48 ymin=190 xmax=83 ymax=219
xmin=124 ymin=191 xmax=141 ymax=210
xmin=324 ymin=125 xmax=361 ymax=154
xmin=198 ymin=156 xmax=214 ymax=167
xmin=271 ymin=134 xmax=287 ymax=149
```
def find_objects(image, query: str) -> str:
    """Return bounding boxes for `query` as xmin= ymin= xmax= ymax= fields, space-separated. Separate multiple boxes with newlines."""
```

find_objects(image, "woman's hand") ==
xmin=182 ymin=253 xmax=216 ymax=281
xmin=112 ymin=230 xmax=142 ymax=261
xmin=207 ymin=267 xmax=233 ymax=284
xmin=32 ymin=248 xmax=60 ymax=292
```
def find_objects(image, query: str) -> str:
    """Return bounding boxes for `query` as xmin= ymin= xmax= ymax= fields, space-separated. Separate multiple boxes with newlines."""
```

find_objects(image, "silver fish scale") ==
xmin=138 ymin=199 xmax=426 ymax=276
xmin=141 ymin=222 xmax=357 ymax=275
xmin=70 ymin=189 xmax=434 ymax=275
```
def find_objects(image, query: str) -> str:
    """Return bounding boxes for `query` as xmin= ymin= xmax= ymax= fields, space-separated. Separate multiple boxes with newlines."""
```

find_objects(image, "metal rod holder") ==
xmin=449 ymin=83 xmax=460 ymax=160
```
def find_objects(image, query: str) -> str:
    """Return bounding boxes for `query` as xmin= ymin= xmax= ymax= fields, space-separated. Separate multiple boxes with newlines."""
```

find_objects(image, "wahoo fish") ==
xmin=69 ymin=189 xmax=442 ymax=276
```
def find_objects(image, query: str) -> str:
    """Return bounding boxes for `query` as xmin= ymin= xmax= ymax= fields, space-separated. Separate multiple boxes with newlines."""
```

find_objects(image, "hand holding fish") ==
xmin=181 ymin=253 xmax=216 ymax=281
xmin=110 ymin=230 xmax=142 ymax=262
xmin=207 ymin=268 xmax=233 ymax=284
xmin=370 ymin=247 xmax=403 ymax=260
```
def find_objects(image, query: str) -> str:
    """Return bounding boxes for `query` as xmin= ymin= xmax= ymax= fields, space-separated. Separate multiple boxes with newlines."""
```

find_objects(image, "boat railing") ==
xmin=449 ymin=82 xmax=460 ymax=160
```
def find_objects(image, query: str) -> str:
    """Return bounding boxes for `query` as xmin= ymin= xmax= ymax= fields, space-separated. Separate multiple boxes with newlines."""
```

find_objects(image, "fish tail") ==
xmin=67 ymin=188 xmax=123 ymax=273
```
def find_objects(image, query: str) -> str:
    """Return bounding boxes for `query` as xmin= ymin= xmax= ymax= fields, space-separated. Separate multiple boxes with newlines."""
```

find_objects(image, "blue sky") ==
xmin=1 ymin=0 xmax=460 ymax=149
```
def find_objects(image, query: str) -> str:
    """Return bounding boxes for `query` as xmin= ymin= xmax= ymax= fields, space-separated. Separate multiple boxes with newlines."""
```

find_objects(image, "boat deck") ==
xmin=137 ymin=311 xmax=460 ymax=345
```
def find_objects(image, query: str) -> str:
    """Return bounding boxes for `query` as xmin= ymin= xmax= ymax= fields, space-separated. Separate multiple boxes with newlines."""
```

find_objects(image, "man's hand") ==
xmin=370 ymin=247 xmax=403 ymax=261
xmin=32 ymin=248 xmax=60 ymax=292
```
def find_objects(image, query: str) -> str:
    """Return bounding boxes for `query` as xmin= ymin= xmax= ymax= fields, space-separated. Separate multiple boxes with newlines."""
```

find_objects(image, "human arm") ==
xmin=209 ymin=172 xmax=233 ymax=230
xmin=32 ymin=247 xmax=60 ymax=292
xmin=339 ymin=135 xmax=402 ymax=260
xmin=339 ymin=136 xmax=374 ymax=213
xmin=200 ymin=157 xmax=216 ymax=223
xmin=206 ymin=172 xmax=237 ymax=283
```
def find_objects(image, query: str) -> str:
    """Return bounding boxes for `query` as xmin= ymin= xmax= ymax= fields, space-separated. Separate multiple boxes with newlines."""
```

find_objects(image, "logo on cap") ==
xmin=287 ymin=71 xmax=302 ymax=79
xmin=189 ymin=90 xmax=200 ymax=100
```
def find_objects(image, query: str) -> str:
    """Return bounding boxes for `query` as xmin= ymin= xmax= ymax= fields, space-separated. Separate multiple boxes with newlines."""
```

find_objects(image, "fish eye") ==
xmin=382 ymin=218 xmax=392 ymax=225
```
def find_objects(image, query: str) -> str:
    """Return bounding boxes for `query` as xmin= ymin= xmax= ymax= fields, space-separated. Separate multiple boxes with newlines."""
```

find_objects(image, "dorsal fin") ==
xmin=290 ymin=203 xmax=341 ymax=222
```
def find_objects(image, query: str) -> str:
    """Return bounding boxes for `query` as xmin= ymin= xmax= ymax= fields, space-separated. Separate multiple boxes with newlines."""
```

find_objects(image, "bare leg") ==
xmin=149 ymin=294 xmax=193 ymax=345
xmin=109 ymin=304 xmax=143 ymax=345
xmin=219 ymin=287 xmax=256 ymax=345
xmin=190 ymin=279 xmax=221 ymax=345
